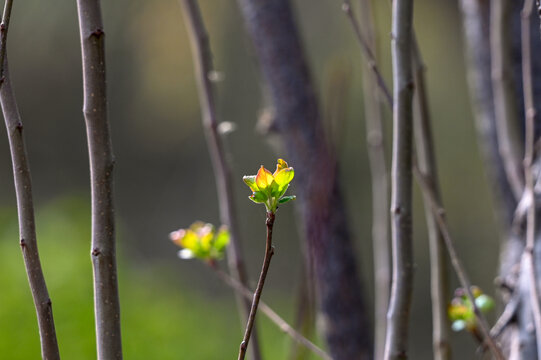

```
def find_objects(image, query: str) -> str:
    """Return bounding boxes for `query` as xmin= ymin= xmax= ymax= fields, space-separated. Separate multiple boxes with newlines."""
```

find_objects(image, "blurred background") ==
xmin=0 ymin=0 xmax=502 ymax=358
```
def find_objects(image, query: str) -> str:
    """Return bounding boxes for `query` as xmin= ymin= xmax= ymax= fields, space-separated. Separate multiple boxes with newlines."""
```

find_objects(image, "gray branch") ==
xmin=0 ymin=1 xmax=60 ymax=358
xmin=76 ymin=1 xmax=122 ymax=358
xmin=491 ymin=0 xmax=524 ymax=200
xmin=412 ymin=39 xmax=450 ymax=360
xmin=383 ymin=0 xmax=415 ymax=358
xmin=179 ymin=1 xmax=262 ymax=359
xmin=358 ymin=1 xmax=390 ymax=358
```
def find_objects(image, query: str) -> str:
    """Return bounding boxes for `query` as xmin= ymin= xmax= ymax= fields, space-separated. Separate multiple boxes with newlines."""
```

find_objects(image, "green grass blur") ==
xmin=0 ymin=198 xmax=304 ymax=359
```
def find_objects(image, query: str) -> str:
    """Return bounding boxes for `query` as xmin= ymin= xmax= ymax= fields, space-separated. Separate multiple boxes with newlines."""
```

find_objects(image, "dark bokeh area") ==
xmin=0 ymin=0 xmax=502 ymax=358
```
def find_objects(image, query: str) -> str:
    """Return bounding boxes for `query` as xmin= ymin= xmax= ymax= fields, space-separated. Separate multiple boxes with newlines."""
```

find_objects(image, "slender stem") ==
xmin=383 ymin=0 xmax=415 ymax=359
xmin=520 ymin=1 xmax=541 ymax=357
xmin=413 ymin=167 xmax=505 ymax=360
xmin=76 ymin=1 xmax=122 ymax=359
xmin=0 ymin=0 xmax=12 ymax=78
xmin=0 ymin=2 xmax=61 ymax=359
xmin=210 ymin=266 xmax=331 ymax=360
xmin=179 ymin=1 xmax=262 ymax=358
xmin=238 ymin=211 xmax=275 ymax=360
xmin=490 ymin=0 xmax=524 ymax=200
xmin=459 ymin=0 xmax=518 ymax=229
xmin=536 ymin=0 xmax=541 ymax=39
xmin=411 ymin=39 xmax=450 ymax=360
xmin=358 ymin=1 xmax=390 ymax=358
xmin=341 ymin=0 xmax=393 ymax=107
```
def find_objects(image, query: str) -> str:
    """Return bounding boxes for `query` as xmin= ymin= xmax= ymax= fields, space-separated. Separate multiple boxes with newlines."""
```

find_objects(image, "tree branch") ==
xmin=238 ymin=211 xmax=275 ymax=360
xmin=0 ymin=2 xmax=60 ymax=358
xmin=383 ymin=0 xmax=415 ymax=358
xmin=235 ymin=1 xmax=372 ymax=358
xmin=411 ymin=38 xmax=450 ymax=360
xmin=76 ymin=1 xmax=122 ymax=358
xmin=520 ymin=0 xmax=541 ymax=357
xmin=414 ymin=167 xmax=505 ymax=360
xmin=210 ymin=265 xmax=331 ymax=360
xmin=491 ymin=0 xmax=524 ymax=200
xmin=459 ymin=0 xmax=517 ymax=230
xmin=357 ymin=1 xmax=390 ymax=358
xmin=341 ymin=0 xmax=393 ymax=108
xmin=179 ymin=1 xmax=262 ymax=359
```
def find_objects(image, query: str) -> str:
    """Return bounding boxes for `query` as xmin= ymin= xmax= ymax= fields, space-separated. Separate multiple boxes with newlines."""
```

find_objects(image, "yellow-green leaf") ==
xmin=255 ymin=166 xmax=274 ymax=190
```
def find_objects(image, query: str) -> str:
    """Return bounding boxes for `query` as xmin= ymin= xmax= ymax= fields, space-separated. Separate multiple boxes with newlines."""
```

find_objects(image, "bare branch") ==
xmin=383 ymin=1 xmax=414 ymax=358
xmin=0 ymin=2 xmax=60 ymax=359
xmin=341 ymin=0 xmax=393 ymax=107
xmin=238 ymin=211 xmax=275 ymax=360
xmin=179 ymin=1 xmax=262 ymax=358
xmin=459 ymin=0 xmax=518 ymax=230
xmin=520 ymin=0 xmax=541 ymax=357
xmin=357 ymin=1 xmax=390 ymax=358
xmin=414 ymin=167 xmax=505 ymax=360
xmin=236 ymin=0 xmax=372 ymax=358
xmin=491 ymin=0 xmax=524 ymax=200
xmin=211 ymin=266 xmax=331 ymax=360
xmin=412 ymin=39 xmax=450 ymax=360
xmin=76 ymin=1 xmax=122 ymax=358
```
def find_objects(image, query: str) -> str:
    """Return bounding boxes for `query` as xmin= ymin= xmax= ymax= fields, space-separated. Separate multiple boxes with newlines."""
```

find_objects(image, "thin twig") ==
xmin=489 ymin=291 xmax=520 ymax=339
xmin=535 ymin=0 xmax=541 ymax=38
xmin=210 ymin=266 xmax=331 ymax=360
xmin=238 ymin=211 xmax=276 ymax=360
xmin=383 ymin=0 xmax=414 ymax=358
xmin=520 ymin=0 xmax=541 ymax=357
xmin=76 ymin=1 xmax=122 ymax=359
xmin=179 ymin=1 xmax=262 ymax=358
xmin=341 ymin=0 xmax=393 ymax=107
xmin=357 ymin=1 xmax=390 ymax=358
xmin=0 ymin=2 xmax=61 ymax=359
xmin=491 ymin=0 xmax=524 ymax=200
xmin=414 ymin=167 xmax=505 ymax=360
xmin=0 ymin=0 xmax=12 ymax=78
xmin=411 ymin=39 xmax=450 ymax=360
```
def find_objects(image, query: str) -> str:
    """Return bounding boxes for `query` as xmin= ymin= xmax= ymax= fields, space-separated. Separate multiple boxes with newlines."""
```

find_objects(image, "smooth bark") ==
xmin=76 ymin=1 xmax=122 ymax=358
xmin=384 ymin=0 xmax=415 ymax=358
xmin=0 ymin=1 xmax=60 ymax=358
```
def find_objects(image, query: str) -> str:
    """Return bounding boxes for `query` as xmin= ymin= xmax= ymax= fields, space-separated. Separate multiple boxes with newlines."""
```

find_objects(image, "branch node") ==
xmin=16 ymin=121 xmax=22 ymax=131
xmin=91 ymin=247 xmax=101 ymax=256
xmin=90 ymin=28 xmax=104 ymax=38
xmin=19 ymin=238 xmax=26 ymax=248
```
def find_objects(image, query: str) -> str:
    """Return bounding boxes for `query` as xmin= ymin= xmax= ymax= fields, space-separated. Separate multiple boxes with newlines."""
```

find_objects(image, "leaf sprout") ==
xmin=169 ymin=221 xmax=230 ymax=261
xmin=448 ymin=286 xmax=495 ymax=332
xmin=243 ymin=159 xmax=296 ymax=213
